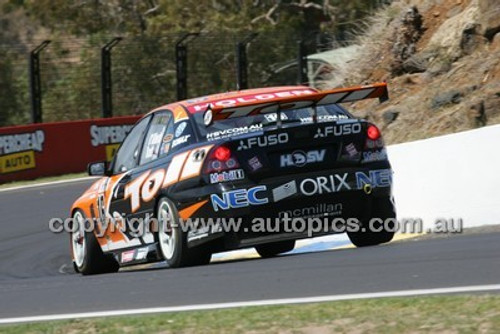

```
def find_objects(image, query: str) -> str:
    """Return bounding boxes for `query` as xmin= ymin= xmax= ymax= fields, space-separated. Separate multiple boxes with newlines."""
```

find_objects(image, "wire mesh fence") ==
xmin=0 ymin=31 xmax=341 ymax=126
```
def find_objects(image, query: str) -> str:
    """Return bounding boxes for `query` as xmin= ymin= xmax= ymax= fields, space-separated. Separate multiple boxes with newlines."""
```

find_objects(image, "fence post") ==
xmin=236 ymin=32 xmax=258 ymax=90
xmin=101 ymin=37 xmax=122 ymax=118
xmin=29 ymin=40 xmax=51 ymax=124
xmin=297 ymin=40 xmax=308 ymax=85
xmin=176 ymin=33 xmax=199 ymax=101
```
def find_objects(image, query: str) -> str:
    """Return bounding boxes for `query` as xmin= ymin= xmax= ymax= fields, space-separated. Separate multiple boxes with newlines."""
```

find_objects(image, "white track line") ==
xmin=1 ymin=284 xmax=499 ymax=325
xmin=0 ymin=176 xmax=98 ymax=193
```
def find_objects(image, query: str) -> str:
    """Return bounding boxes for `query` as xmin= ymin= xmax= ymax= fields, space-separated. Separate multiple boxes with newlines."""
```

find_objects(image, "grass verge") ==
xmin=0 ymin=172 xmax=89 ymax=190
xmin=2 ymin=295 xmax=500 ymax=333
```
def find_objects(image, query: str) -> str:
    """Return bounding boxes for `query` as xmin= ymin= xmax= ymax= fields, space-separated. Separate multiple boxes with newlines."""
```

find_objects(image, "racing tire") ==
xmin=255 ymin=240 xmax=296 ymax=258
xmin=71 ymin=210 xmax=119 ymax=275
xmin=156 ymin=197 xmax=212 ymax=268
xmin=347 ymin=197 xmax=396 ymax=247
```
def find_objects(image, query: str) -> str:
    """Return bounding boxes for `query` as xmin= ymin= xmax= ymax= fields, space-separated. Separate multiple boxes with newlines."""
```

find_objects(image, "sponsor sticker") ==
xmin=272 ymin=180 xmax=297 ymax=202
xmin=135 ymin=247 xmax=149 ymax=260
xmin=279 ymin=202 xmax=343 ymax=219
xmin=206 ymin=124 xmax=262 ymax=141
xmin=344 ymin=143 xmax=358 ymax=157
xmin=211 ymin=186 xmax=268 ymax=212
xmin=121 ymin=250 xmax=135 ymax=263
xmin=175 ymin=122 xmax=187 ymax=137
xmin=300 ymin=114 xmax=349 ymax=124
xmin=172 ymin=135 xmax=191 ymax=148
xmin=297 ymin=169 xmax=392 ymax=196
xmin=163 ymin=134 xmax=174 ymax=143
xmin=355 ymin=169 xmax=392 ymax=189
xmin=280 ymin=149 xmax=325 ymax=168
xmin=209 ymin=169 xmax=245 ymax=184
xmin=264 ymin=113 xmax=289 ymax=123
xmin=313 ymin=123 xmax=362 ymax=138
xmin=187 ymin=222 xmax=223 ymax=243
xmin=237 ymin=133 xmax=288 ymax=151
xmin=248 ymin=156 xmax=263 ymax=171
xmin=362 ymin=149 xmax=387 ymax=163
xmin=299 ymin=173 xmax=351 ymax=196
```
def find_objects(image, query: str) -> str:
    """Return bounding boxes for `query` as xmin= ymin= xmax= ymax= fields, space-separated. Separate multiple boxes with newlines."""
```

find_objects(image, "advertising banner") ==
xmin=0 ymin=116 xmax=141 ymax=183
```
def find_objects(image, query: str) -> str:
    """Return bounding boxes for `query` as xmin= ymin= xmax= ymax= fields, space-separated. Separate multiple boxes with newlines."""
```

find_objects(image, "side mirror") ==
xmin=87 ymin=161 xmax=108 ymax=176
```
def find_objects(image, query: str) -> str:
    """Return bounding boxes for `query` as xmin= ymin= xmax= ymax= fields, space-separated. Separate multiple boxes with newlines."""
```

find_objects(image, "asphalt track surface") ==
xmin=0 ymin=179 xmax=499 ymax=319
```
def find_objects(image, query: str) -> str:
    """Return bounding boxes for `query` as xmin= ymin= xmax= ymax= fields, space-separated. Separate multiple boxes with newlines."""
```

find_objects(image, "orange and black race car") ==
xmin=70 ymin=83 xmax=396 ymax=275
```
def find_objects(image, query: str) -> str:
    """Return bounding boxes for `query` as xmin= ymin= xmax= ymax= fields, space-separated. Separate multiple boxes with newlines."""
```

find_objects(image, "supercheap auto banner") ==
xmin=0 ymin=116 xmax=141 ymax=183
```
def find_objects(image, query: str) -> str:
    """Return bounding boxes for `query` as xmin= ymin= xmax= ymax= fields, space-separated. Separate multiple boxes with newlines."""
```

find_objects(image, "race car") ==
xmin=70 ymin=83 xmax=396 ymax=275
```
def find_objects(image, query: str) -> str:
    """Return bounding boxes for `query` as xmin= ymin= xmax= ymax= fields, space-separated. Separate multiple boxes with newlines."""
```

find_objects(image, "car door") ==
xmin=105 ymin=111 xmax=176 ymax=251
xmin=96 ymin=115 xmax=151 ymax=252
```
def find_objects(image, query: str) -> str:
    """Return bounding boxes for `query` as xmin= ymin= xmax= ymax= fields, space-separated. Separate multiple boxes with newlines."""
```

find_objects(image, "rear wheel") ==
xmin=347 ymin=197 xmax=396 ymax=247
xmin=156 ymin=197 xmax=211 ymax=268
xmin=71 ymin=210 xmax=119 ymax=275
xmin=255 ymin=240 xmax=295 ymax=258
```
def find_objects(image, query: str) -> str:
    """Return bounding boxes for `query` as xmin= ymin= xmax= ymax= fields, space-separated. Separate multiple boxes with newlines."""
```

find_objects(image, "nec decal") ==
xmin=211 ymin=186 xmax=268 ymax=212
xmin=280 ymin=149 xmax=325 ymax=167
xmin=237 ymin=133 xmax=288 ymax=151
xmin=355 ymin=169 xmax=392 ymax=189
xmin=314 ymin=123 xmax=362 ymax=138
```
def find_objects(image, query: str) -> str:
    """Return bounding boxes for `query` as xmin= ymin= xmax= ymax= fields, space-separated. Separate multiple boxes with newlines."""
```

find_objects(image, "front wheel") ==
xmin=156 ymin=197 xmax=211 ymax=268
xmin=71 ymin=210 xmax=119 ymax=275
xmin=255 ymin=240 xmax=295 ymax=258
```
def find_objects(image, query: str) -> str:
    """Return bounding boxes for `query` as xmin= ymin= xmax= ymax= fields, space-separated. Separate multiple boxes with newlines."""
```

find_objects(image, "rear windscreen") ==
xmin=194 ymin=104 xmax=352 ymax=140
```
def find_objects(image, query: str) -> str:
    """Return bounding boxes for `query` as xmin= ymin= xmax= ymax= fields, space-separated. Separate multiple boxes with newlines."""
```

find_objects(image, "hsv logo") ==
xmin=314 ymin=123 xmax=362 ymax=138
xmin=280 ymin=149 xmax=326 ymax=167
xmin=237 ymin=133 xmax=288 ymax=151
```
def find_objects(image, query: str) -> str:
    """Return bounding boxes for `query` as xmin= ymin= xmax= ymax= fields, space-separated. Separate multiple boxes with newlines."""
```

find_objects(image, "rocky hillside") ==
xmin=334 ymin=0 xmax=500 ymax=144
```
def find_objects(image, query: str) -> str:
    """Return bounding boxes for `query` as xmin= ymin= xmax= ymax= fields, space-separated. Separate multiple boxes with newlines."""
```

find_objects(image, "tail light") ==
xmin=362 ymin=123 xmax=388 ymax=163
xmin=203 ymin=145 xmax=240 ymax=174
xmin=367 ymin=125 xmax=381 ymax=140
xmin=365 ymin=124 xmax=384 ymax=149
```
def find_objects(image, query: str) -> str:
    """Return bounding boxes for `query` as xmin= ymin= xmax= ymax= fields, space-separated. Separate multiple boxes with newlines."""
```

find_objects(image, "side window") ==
xmin=159 ymin=119 xmax=175 ymax=158
xmin=139 ymin=111 xmax=172 ymax=165
xmin=112 ymin=116 xmax=151 ymax=174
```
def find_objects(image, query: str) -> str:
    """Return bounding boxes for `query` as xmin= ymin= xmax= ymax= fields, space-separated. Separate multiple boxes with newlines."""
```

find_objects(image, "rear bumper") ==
xmin=180 ymin=163 xmax=394 ymax=248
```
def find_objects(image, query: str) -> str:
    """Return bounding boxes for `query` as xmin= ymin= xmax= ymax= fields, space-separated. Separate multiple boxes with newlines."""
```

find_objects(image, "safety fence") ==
xmin=1 ymin=32 xmax=340 ymax=127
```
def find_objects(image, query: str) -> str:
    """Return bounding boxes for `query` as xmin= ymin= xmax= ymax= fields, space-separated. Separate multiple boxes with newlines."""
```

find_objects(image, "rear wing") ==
xmin=203 ymin=82 xmax=388 ymax=126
